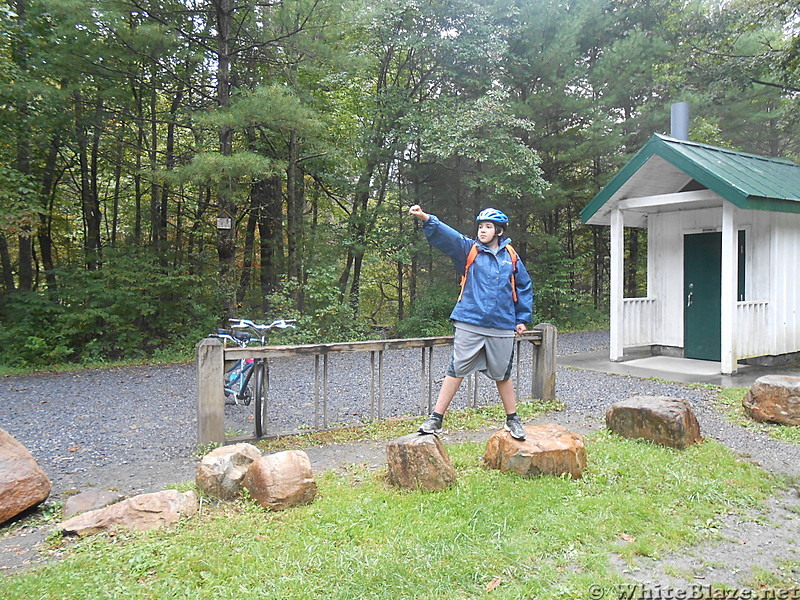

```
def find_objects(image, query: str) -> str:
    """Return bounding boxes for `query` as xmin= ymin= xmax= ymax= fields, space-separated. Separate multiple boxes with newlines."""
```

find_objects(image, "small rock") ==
xmin=743 ymin=375 xmax=800 ymax=425
xmin=243 ymin=450 xmax=317 ymax=511
xmin=386 ymin=433 xmax=456 ymax=491
xmin=58 ymin=490 xmax=199 ymax=536
xmin=196 ymin=443 xmax=262 ymax=500
xmin=62 ymin=489 xmax=125 ymax=519
xmin=605 ymin=396 xmax=702 ymax=449
xmin=483 ymin=423 xmax=587 ymax=479
xmin=0 ymin=428 xmax=52 ymax=525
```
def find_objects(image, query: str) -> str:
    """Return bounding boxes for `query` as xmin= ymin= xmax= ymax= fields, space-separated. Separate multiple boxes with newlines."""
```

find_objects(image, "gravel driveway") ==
xmin=5 ymin=329 xmax=800 ymax=587
xmin=2 ymin=329 xmax=800 ymax=499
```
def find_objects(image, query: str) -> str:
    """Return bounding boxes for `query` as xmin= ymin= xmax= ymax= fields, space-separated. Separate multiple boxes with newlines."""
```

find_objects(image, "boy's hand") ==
xmin=515 ymin=323 xmax=527 ymax=335
xmin=408 ymin=205 xmax=429 ymax=221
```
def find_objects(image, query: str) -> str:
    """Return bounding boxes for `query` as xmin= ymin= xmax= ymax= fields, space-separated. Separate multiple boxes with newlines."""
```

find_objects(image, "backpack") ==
xmin=458 ymin=242 xmax=519 ymax=302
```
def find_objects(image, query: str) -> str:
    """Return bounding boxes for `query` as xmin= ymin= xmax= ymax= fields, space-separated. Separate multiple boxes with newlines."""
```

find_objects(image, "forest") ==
xmin=1 ymin=0 xmax=798 ymax=367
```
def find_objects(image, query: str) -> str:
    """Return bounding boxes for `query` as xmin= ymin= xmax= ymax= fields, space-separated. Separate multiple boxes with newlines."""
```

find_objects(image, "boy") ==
xmin=408 ymin=205 xmax=533 ymax=440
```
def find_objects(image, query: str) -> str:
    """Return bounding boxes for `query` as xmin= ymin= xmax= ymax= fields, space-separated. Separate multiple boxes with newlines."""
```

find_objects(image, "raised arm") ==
xmin=408 ymin=205 xmax=430 ymax=221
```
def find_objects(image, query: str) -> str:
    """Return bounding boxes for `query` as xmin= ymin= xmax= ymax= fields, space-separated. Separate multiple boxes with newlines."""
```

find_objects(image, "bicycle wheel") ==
xmin=253 ymin=359 xmax=266 ymax=438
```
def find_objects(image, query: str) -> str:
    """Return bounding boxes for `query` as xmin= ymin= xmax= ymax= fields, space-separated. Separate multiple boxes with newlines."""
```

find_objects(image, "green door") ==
xmin=684 ymin=232 xmax=721 ymax=361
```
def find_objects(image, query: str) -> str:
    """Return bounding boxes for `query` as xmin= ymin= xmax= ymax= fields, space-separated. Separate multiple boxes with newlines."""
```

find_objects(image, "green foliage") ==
xmin=0 ymin=248 xmax=218 ymax=367
xmin=0 ymin=165 xmax=40 ymax=235
xmin=527 ymin=233 xmax=603 ymax=330
xmin=2 ymin=0 xmax=798 ymax=367
xmin=420 ymin=90 xmax=547 ymax=201
xmin=3 ymin=434 xmax=776 ymax=599
xmin=266 ymin=265 xmax=372 ymax=344
xmin=395 ymin=281 xmax=456 ymax=338
xmin=175 ymin=152 xmax=280 ymax=186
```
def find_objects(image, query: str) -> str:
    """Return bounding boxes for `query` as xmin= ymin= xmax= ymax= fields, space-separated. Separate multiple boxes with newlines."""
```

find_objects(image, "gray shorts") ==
xmin=446 ymin=327 xmax=515 ymax=381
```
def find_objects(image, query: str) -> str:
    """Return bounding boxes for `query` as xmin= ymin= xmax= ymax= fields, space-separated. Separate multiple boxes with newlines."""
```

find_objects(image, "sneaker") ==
xmin=504 ymin=415 xmax=526 ymax=440
xmin=418 ymin=415 xmax=443 ymax=435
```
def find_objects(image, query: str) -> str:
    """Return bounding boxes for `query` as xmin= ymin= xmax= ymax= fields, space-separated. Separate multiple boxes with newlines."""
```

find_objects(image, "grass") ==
xmin=252 ymin=399 xmax=565 ymax=453
xmin=2 ymin=433 xmax=777 ymax=600
xmin=712 ymin=388 xmax=800 ymax=445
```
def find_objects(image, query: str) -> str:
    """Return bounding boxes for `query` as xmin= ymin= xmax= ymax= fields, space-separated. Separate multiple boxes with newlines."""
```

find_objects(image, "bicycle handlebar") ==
xmin=229 ymin=318 xmax=296 ymax=331
xmin=211 ymin=318 xmax=296 ymax=346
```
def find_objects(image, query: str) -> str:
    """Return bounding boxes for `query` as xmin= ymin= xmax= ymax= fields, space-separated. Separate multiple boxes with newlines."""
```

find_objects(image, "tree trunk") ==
xmin=256 ymin=176 xmax=282 ymax=314
xmin=74 ymin=91 xmax=101 ymax=270
xmin=133 ymin=93 xmax=144 ymax=245
xmin=111 ymin=124 xmax=124 ymax=248
xmin=0 ymin=234 xmax=14 ymax=292
xmin=187 ymin=187 xmax=212 ymax=275
xmin=89 ymin=96 xmax=104 ymax=265
xmin=215 ymin=0 xmax=237 ymax=318
xmin=286 ymin=129 xmax=303 ymax=308
xmin=237 ymin=190 xmax=259 ymax=304
xmin=13 ymin=0 xmax=32 ymax=290
xmin=37 ymin=135 xmax=60 ymax=292
xmin=149 ymin=76 xmax=162 ymax=250
xmin=340 ymin=156 xmax=380 ymax=312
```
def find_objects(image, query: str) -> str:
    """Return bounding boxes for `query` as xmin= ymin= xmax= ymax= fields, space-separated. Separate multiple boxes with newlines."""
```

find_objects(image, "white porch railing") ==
xmin=623 ymin=297 xmax=658 ymax=346
xmin=736 ymin=300 xmax=770 ymax=359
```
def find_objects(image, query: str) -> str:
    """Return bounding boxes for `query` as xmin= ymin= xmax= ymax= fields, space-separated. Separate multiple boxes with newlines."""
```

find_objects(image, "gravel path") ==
xmin=4 ymin=329 xmax=800 ymax=585
xmin=2 ymin=329 xmax=800 ymax=500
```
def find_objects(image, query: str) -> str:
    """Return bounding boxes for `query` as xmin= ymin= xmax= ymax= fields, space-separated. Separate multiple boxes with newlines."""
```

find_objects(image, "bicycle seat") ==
xmin=233 ymin=331 xmax=251 ymax=342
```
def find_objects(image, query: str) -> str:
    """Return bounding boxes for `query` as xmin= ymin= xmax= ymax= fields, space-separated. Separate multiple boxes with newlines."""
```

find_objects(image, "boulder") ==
xmin=483 ymin=423 xmax=587 ymax=479
xmin=196 ymin=443 xmax=262 ymax=500
xmin=605 ymin=396 xmax=702 ymax=449
xmin=0 ymin=428 xmax=52 ymax=525
xmin=386 ymin=433 xmax=456 ymax=491
xmin=743 ymin=375 xmax=800 ymax=425
xmin=58 ymin=490 xmax=199 ymax=536
xmin=243 ymin=450 xmax=317 ymax=511
xmin=62 ymin=489 xmax=125 ymax=519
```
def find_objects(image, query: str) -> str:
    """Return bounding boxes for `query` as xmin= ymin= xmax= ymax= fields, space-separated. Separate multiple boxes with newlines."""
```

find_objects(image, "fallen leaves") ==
xmin=486 ymin=577 xmax=502 ymax=592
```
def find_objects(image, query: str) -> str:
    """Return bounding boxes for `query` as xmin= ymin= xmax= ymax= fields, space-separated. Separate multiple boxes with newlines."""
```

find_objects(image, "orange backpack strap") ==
xmin=506 ymin=244 xmax=519 ymax=302
xmin=458 ymin=243 xmax=480 ymax=301
xmin=458 ymin=243 xmax=519 ymax=302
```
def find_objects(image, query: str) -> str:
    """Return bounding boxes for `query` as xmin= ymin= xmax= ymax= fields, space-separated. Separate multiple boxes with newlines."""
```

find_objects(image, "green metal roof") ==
xmin=581 ymin=134 xmax=800 ymax=223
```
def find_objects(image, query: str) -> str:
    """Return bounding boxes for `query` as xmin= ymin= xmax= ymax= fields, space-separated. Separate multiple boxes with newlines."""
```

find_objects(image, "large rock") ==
xmin=196 ymin=443 xmax=262 ymax=500
xmin=62 ymin=489 xmax=125 ymax=519
xmin=606 ymin=396 xmax=702 ymax=449
xmin=743 ymin=375 xmax=800 ymax=425
xmin=0 ymin=428 xmax=52 ymax=525
xmin=58 ymin=490 xmax=199 ymax=536
xmin=386 ymin=433 xmax=456 ymax=491
xmin=243 ymin=450 xmax=317 ymax=511
xmin=483 ymin=424 xmax=586 ymax=479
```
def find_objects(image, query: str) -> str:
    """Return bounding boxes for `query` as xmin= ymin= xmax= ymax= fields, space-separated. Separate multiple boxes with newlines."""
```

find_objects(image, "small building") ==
xmin=581 ymin=131 xmax=800 ymax=375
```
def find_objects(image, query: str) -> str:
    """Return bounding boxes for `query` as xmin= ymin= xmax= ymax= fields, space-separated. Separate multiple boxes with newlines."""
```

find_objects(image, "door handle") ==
xmin=686 ymin=292 xmax=693 ymax=308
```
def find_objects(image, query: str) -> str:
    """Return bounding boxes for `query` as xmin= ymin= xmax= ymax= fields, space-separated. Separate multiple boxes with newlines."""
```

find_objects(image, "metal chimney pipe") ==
xmin=670 ymin=102 xmax=690 ymax=140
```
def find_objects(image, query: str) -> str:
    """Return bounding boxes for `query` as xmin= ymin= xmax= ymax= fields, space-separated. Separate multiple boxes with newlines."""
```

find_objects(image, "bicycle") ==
xmin=210 ymin=318 xmax=296 ymax=437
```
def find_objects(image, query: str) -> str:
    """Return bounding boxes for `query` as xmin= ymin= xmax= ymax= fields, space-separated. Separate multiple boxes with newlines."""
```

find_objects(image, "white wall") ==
xmin=644 ymin=204 xmax=776 ymax=354
xmin=771 ymin=211 xmax=800 ymax=356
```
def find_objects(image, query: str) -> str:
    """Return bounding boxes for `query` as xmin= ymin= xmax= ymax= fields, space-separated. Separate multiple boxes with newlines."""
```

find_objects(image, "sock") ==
xmin=506 ymin=412 xmax=517 ymax=420
xmin=432 ymin=412 xmax=444 ymax=420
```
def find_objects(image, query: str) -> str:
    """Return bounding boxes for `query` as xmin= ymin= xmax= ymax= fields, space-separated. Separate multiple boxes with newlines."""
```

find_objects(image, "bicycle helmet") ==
xmin=475 ymin=208 xmax=509 ymax=225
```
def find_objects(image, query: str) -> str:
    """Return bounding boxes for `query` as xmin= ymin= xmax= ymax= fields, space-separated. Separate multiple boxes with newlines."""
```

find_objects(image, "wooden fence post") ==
xmin=196 ymin=337 xmax=225 ymax=445
xmin=531 ymin=323 xmax=557 ymax=401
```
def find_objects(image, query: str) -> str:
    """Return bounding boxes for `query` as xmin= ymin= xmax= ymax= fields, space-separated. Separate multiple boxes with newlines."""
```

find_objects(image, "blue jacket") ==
xmin=422 ymin=215 xmax=534 ymax=330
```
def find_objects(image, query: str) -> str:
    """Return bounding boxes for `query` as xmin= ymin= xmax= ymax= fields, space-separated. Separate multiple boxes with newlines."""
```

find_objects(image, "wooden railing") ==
xmin=196 ymin=323 xmax=557 ymax=444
